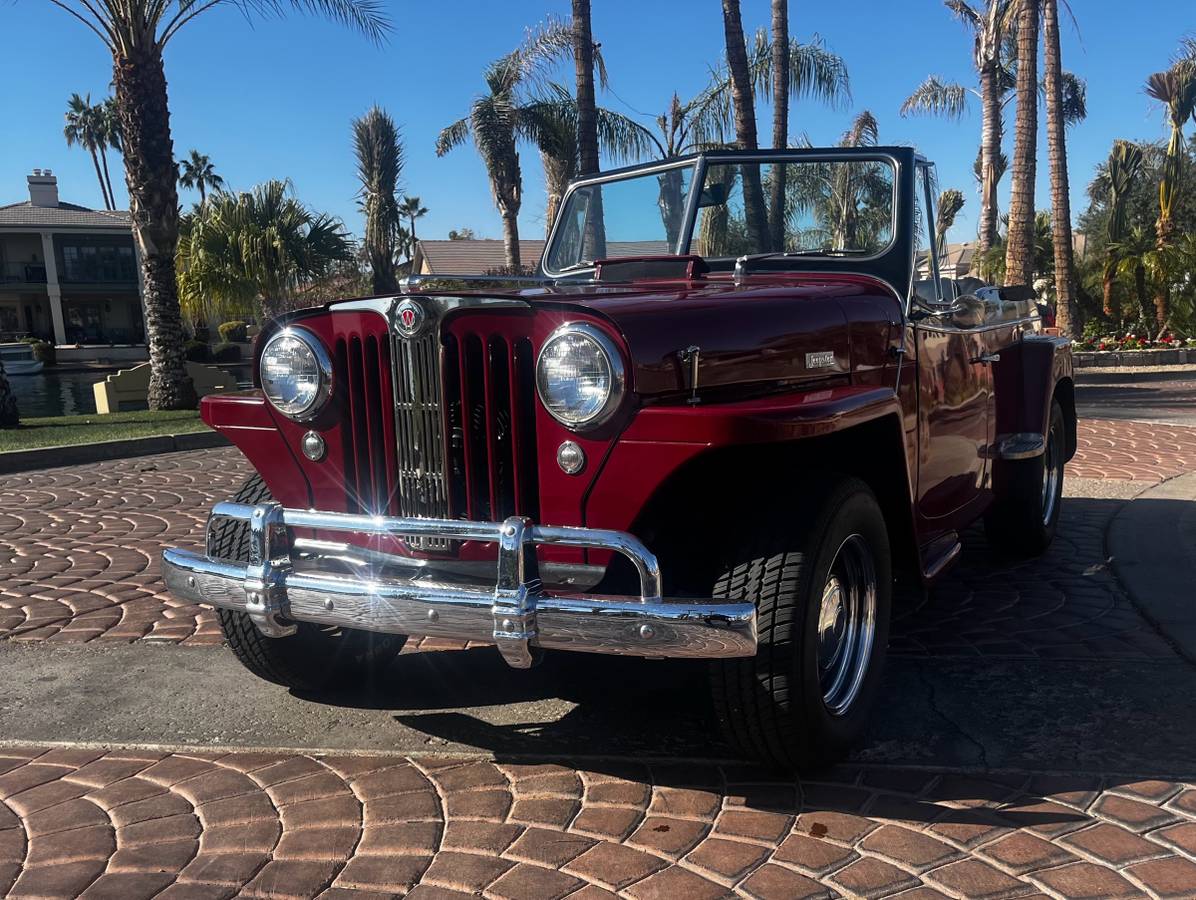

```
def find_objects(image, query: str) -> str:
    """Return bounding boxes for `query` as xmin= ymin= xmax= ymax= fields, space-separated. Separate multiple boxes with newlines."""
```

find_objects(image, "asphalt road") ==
xmin=1076 ymin=369 xmax=1196 ymax=425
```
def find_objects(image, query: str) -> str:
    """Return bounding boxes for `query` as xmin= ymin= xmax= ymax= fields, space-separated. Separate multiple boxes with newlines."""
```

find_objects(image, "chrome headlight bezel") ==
xmin=258 ymin=327 xmax=334 ymax=422
xmin=535 ymin=322 xmax=626 ymax=431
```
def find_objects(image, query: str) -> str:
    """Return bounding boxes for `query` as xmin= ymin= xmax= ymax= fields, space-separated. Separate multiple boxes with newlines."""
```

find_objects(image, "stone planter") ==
xmin=1074 ymin=348 xmax=1194 ymax=367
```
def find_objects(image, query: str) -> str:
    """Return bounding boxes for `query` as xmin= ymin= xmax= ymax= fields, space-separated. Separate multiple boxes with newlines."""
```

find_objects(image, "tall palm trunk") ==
xmin=572 ymin=0 xmax=599 ymax=178
xmin=721 ymin=0 xmax=768 ymax=250
xmin=113 ymin=49 xmax=195 ymax=409
xmin=1004 ymin=0 xmax=1039 ymax=288
xmin=1042 ymin=0 xmax=1076 ymax=338
xmin=542 ymin=152 xmax=572 ymax=237
xmin=1102 ymin=261 xmax=1119 ymax=320
xmin=198 ymin=181 xmax=206 ymax=204
xmin=89 ymin=146 xmax=113 ymax=211
xmin=99 ymin=145 xmax=117 ymax=211
xmin=768 ymin=0 xmax=789 ymax=252
xmin=0 ymin=363 xmax=18 ymax=428
xmin=978 ymin=63 xmax=1003 ymax=259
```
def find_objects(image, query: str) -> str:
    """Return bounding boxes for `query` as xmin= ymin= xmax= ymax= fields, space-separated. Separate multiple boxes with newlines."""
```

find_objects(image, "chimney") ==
xmin=28 ymin=170 xmax=59 ymax=208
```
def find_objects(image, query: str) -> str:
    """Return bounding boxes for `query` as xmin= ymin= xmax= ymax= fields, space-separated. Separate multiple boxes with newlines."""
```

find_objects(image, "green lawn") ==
xmin=0 ymin=409 xmax=208 ymax=452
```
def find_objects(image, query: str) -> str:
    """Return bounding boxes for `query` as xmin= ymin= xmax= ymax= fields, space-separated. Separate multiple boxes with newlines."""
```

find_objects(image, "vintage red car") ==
xmin=163 ymin=148 xmax=1076 ymax=767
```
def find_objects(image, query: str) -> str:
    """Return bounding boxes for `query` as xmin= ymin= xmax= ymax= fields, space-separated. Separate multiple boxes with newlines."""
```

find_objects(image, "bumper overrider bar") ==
xmin=161 ymin=502 xmax=757 ymax=668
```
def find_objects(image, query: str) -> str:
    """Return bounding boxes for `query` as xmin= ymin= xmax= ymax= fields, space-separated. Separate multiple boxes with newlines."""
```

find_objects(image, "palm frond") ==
xmin=943 ymin=0 xmax=982 ymax=31
xmin=435 ymin=117 xmax=471 ymax=157
xmin=1060 ymin=71 xmax=1087 ymax=124
xmin=901 ymin=76 xmax=969 ymax=119
xmin=842 ymin=110 xmax=879 ymax=147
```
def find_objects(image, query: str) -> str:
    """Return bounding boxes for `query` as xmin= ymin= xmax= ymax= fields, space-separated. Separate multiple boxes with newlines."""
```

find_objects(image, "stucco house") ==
xmin=0 ymin=170 xmax=146 ymax=359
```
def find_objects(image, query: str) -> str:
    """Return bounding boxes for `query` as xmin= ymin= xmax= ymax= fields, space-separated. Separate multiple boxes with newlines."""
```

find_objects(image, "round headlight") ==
xmin=536 ymin=323 xmax=625 ymax=429
xmin=259 ymin=328 xmax=333 ymax=420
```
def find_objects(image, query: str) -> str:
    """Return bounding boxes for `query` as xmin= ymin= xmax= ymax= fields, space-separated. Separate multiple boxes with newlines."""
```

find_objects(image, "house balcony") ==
xmin=0 ymin=262 xmax=48 ymax=287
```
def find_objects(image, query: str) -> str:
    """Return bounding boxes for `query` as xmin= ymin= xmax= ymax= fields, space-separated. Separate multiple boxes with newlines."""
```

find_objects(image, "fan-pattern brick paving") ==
xmin=2 ymin=747 xmax=1195 ymax=899
xmin=1 ymin=420 xmax=1194 ymax=647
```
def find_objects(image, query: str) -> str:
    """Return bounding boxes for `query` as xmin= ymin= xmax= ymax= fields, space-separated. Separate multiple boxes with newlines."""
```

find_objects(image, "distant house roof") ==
xmin=0 ymin=200 xmax=132 ymax=229
xmin=414 ymin=238 xmax=679 ymax=275
xmin=415 ymin=239 xmax=546 ymax=275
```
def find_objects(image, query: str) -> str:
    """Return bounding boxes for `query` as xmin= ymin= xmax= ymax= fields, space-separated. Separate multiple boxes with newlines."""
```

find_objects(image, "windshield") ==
xmin=544 ymin=155 xmax=898 ymax=273
xmin=544 ymin=163 xmax=696 ymax=273
xmin=694 ymin=159 xmax=896 ymax=258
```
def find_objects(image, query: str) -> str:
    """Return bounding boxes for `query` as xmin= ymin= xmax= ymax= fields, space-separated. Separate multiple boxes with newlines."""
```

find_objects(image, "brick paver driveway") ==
xmin=2 ymin=417 xmax=1195 ymax=898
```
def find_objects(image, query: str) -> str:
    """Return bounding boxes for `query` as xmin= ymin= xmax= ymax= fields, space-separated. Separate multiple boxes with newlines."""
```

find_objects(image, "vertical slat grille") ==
xmin=336 ymin=331 xmax=398 ymax=517
xmin=443 ymin=326 xmax=539 ymax=524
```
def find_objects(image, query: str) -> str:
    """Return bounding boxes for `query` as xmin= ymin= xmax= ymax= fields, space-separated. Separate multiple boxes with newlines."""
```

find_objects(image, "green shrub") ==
xmin=184 ymin=340 xmax=211 ymax=362
xmin=20 ymin=337 xmax=56 ymax=366
xmin=218 ymin=320 xmax=249 ymax=343
xmin=212 ymin=342 xmax=241 ymax=363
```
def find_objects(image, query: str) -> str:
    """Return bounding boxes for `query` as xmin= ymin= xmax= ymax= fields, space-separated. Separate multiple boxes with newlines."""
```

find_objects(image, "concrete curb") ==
xmin=1108 ymin=471 xmax=1196 ymax=665
xmin=1075 ymin=365 xmax=1196 ymax=385
xmin=0 ymin=430 xmax=230 ymax=475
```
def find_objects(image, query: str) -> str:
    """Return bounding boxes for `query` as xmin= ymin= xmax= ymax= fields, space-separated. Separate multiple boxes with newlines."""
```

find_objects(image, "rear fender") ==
xmin=992 ymin=335 xmax=1076 ymax=462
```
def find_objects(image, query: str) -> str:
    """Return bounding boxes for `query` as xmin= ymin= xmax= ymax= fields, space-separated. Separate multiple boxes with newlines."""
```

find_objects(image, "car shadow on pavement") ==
xmin=295 ymin=496 xmax=1196 ymax=783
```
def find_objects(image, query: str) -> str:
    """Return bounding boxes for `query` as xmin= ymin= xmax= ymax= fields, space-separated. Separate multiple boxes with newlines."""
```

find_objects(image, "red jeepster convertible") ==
xmin=164 ymin=148 xmax=1075 ymax=767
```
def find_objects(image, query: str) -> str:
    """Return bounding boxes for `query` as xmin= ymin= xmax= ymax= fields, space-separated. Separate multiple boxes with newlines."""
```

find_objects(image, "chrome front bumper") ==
xmin=161 ymin=502 xmax=757 ymax=668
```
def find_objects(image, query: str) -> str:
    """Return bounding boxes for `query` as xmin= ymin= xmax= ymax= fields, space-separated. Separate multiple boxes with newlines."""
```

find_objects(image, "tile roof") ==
xmin=416 ymin=238 xmax=675 ymax=275
xmin=416 ymin=239 xmax=547 ymax=275
xmin=0 ymin=201 xmax=132 ymax=229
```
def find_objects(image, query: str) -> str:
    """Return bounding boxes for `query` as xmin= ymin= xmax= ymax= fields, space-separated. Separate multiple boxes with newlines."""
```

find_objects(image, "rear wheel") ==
xmin=709 ymin=477 xmax=892 ymax=769
xmin=984 ymin=400 xmax=1065 ymax=557
xmin=209 ymin=474 xmax=405 ymax=692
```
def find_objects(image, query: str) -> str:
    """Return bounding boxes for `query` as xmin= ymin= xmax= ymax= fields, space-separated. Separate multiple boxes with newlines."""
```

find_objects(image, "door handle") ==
xmin=971 ymin=352 xmax=1000 ymax=365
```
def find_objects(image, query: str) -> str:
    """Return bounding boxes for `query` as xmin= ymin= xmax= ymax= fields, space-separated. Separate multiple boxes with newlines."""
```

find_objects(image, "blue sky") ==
xmin=0 ymin=0 xmax=1189 ymax=247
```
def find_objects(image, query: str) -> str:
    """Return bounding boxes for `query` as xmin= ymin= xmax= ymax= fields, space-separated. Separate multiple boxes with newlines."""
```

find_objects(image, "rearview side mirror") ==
xmin=697 ymin=183 xmax=729 ymax=208
xmin=998 ymin=284 xmax=1036 ymax=304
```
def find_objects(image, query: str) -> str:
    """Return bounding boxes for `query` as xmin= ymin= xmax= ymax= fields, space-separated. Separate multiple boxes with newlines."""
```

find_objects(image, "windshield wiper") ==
xmin=731 ymin=248 xmax=871 ymax=281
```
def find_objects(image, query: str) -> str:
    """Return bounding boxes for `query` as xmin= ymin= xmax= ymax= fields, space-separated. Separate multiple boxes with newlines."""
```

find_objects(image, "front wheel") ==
xmin=209 ymin=474 xmax=405 ymax=692
xmin=709 ymin=477 xmax=892 ymax=769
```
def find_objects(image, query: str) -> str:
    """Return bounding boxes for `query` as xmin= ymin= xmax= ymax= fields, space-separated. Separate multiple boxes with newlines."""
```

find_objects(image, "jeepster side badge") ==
xmin=395 ymin=298 xmax=425 ymax=338
xmin=805 ymin=351 xmax=836 ymax=369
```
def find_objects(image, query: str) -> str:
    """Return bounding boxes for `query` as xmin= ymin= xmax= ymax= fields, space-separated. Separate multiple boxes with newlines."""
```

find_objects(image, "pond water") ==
xmin=9 ymin=371 xmax=105 ymax=417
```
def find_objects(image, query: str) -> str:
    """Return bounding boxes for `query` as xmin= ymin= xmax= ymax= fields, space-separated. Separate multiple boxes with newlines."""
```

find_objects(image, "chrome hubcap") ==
xmin=817 ymin=534 xmax=878 ymax=716
xmin=1041 ymin=422 xmax=1062 ymax=526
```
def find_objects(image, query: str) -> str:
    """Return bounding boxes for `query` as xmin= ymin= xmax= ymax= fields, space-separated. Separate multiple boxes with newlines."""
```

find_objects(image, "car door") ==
xmin=910 ymin=165 xmax=995 ymax=525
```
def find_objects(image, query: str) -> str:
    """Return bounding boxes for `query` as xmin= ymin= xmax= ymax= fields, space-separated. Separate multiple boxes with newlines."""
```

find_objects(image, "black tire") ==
xmin=709 ymin=476 xmax=892 ymax=770
xmin=210 ymin=474 xmax=405 ymax=692
xmin=984 ymin=399 xmax=1065 ymax=557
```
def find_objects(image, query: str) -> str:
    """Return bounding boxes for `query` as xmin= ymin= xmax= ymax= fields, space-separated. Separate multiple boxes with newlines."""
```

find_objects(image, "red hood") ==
xmin=331 ymin=272 xmax=904 ymax=399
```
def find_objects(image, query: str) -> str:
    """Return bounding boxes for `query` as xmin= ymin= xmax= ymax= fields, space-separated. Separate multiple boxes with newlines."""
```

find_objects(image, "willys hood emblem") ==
xmin=395 ymin=298 xmax=425 ymax=338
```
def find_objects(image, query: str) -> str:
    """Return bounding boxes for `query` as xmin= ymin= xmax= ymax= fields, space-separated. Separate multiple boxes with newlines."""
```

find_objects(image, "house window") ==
xmin=61 ymin=244 xmax=137 ymax=282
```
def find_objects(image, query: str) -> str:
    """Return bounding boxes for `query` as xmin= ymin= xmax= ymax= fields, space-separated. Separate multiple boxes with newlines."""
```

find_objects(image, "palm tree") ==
xmin=1102 ymin=141 xmax=1145 ymax=320
xmin=176 ymin=180 xmax=353 ymax=323
xmin=1004 ymin=0 xmax=1039 ymax=288
xmin=98 ymin=97 xmax=122 ymax=210
xmin=936 ymin=188 xmax=966 ymax=250
xmin=572 ymin=0 xmax=599 ymax=179
xmin=1042 ymin=0 xmax=1075 ymax=337
xmin=517 ymin=84 xmax=654 ymax=233
xmin=1112 ymin=225 xmax=1158 ymax=328
xmin=399 ymin=196 xmax=429 ymax=252
xmin=0 ymin=364 xmax=17 ymax=429
xmin=1145 ymin=56 xmax=1196 ymax=331
xmin=41 ymin=0 xmax=388 ymax=411
xmin=720 ymin=0 xmax=768 ymax=249
xmin=64 ymin=93 xmax=113 ymax=210
xmin=178 ymin=149 xmax=225 ymax=204
xmin=352 ymin=108 xmax=403 ymax=295
xmin=901 ymin=1 xmax=1014 ymax=258
xmin=437 ymin=21 xmax=575 ymax=270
